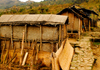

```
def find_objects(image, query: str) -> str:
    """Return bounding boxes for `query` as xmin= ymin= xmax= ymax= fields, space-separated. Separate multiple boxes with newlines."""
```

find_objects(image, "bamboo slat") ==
xmin=58 ymin=39 xmax=74 ymax=70
xmin=22 ymin=52 xmax=28 ymax=66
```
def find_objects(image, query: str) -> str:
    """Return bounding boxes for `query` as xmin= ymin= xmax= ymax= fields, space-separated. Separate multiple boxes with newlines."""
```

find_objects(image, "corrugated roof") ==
xmin=0 ymin=14 xmax=68 ymax=25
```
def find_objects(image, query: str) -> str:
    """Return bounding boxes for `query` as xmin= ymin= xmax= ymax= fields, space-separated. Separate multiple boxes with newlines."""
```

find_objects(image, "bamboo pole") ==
xmin=22 ymin=52 xmax=28 ymax=66
xmin=20 ymin=31 xmax=25 ymax=65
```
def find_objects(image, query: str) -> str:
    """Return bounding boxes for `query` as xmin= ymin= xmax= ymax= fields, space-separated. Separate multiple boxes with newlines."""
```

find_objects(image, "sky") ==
xmin=19 ymin=0 xmax=44 ymax=2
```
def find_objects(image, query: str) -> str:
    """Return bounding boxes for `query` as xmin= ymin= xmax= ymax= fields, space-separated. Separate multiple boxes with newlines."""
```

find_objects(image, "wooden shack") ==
xmin=0 ymin=14 xmax=68 ymax=63
xmin=57 ymin=5 xmax=98 ymax=38
xmin=57 ymin=8 xmax=84 ymax=39
xmin=79 ymin=7 xmax=99 ymax=27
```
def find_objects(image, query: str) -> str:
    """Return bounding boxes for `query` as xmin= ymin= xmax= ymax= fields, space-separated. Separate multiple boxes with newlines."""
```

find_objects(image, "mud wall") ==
xmin=0 ymin=25 xmax=60 ymax=52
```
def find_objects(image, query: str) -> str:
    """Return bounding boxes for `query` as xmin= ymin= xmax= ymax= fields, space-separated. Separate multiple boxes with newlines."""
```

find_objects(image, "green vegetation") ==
xmin=93 ymin=42 xmax=100 ymax=45
xmin=0 ymin=0 xmax=100 ymax=16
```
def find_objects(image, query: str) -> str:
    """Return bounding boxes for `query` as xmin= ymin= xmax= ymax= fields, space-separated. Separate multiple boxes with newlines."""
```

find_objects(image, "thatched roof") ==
xmin=0 ymin=14 xmax=68 ymax=26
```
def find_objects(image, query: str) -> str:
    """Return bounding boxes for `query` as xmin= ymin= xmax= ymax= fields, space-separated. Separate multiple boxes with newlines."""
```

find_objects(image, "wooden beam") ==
xmin=40 ymin=25 xmax=42 ymax=51
xmin=0 ymin=37 xmax=58 ymax=43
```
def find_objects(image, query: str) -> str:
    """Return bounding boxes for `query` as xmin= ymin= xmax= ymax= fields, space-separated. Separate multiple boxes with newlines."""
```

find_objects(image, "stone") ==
xmin=70 ymin=67 xmax=76 ymax=69
xmin=87 ymin=64 xmax=93 ymax=66
xmin=86 ymin=67 xmax=92 ymax=69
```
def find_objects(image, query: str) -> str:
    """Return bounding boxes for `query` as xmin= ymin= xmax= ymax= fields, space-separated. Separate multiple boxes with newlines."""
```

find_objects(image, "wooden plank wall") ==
xmin=61 ymin=12 xmax=84 ymax=39
xmin=67 ymin=12 xmax=74 ymax=31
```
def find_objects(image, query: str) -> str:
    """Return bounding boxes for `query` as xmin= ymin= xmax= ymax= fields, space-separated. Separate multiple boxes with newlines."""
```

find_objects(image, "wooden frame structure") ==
xmin=0 ymin=14 xmax=68 ymax=54
xmin=57 ymin=5 xmax=98 ymax=39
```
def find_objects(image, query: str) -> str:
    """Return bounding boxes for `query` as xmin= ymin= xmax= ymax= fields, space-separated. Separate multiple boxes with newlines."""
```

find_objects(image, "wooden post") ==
xmin=51 ymin=42 xmax=54 ymax=52
xmin=79 ymin=18 xmax=81 ymax=39
xmin=56 ymin=43 xmax=58 ymax=51
xmin=92 ymin=14 xmax=94 ymax=27
xmin=1 ymin=35 xmax=6 ymax=63
xmin=59 ymin=25 xmax=61 ymax=47
xmin=66 ymin=12 xmax=68 ymax=16
xmin=61 ymin=25 xmax=63 ymax=41
xmin=80 ymin=19 xmax=83 ymax=33
xmin=10 ymin=25 xmax=13 ymax=49
xmin=89 ymin=19 xmax=91 ymax=31
xmin=30 ymin=40 xmax=37 ymax=70
xmin=64 ymin=25 xmax=66 ymax=39
xmin=25 ymin=24 xmax=27 ymax=48
xmin=66 ymin=12 xmax=68 ymax=38
xmin=73 ymin=14 xmax=75 ymax=32
xmin=66 ymin=24 xmax=68 ymax=38
xmin=84 ymin=19 xmax=87 ymax=31
xmin=20 ymin=31 xmax=25 ymax=65
xmin=40 ymin=25 xmax=42 ymax=51
xmin=28 ymin=40 xmax=30 ymax=48
xmin=35 ymin=44 xmax=39 ymax=64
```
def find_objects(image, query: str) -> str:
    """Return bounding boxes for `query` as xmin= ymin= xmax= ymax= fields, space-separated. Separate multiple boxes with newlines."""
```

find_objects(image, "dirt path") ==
xmin=70 ymin=37 xmax=94 ymax=70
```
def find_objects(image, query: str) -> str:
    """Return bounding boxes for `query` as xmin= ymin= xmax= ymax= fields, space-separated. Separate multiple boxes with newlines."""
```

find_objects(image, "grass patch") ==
xmin=93 ymin=42 xmax=100 ymax=45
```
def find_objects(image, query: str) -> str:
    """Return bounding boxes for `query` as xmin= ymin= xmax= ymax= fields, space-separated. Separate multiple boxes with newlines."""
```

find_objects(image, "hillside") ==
xmin=0 ymin=0 xmax=90 ymax=9
xmin=0 ymin=0 xmax=33 ymax=9
xmin=0 ymin=0 xmax=100 ymax=18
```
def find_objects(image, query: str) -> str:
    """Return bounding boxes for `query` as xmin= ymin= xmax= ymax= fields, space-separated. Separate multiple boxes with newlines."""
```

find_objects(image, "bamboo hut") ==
xmin=0 ymin=14 xmax=68 ymax=66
